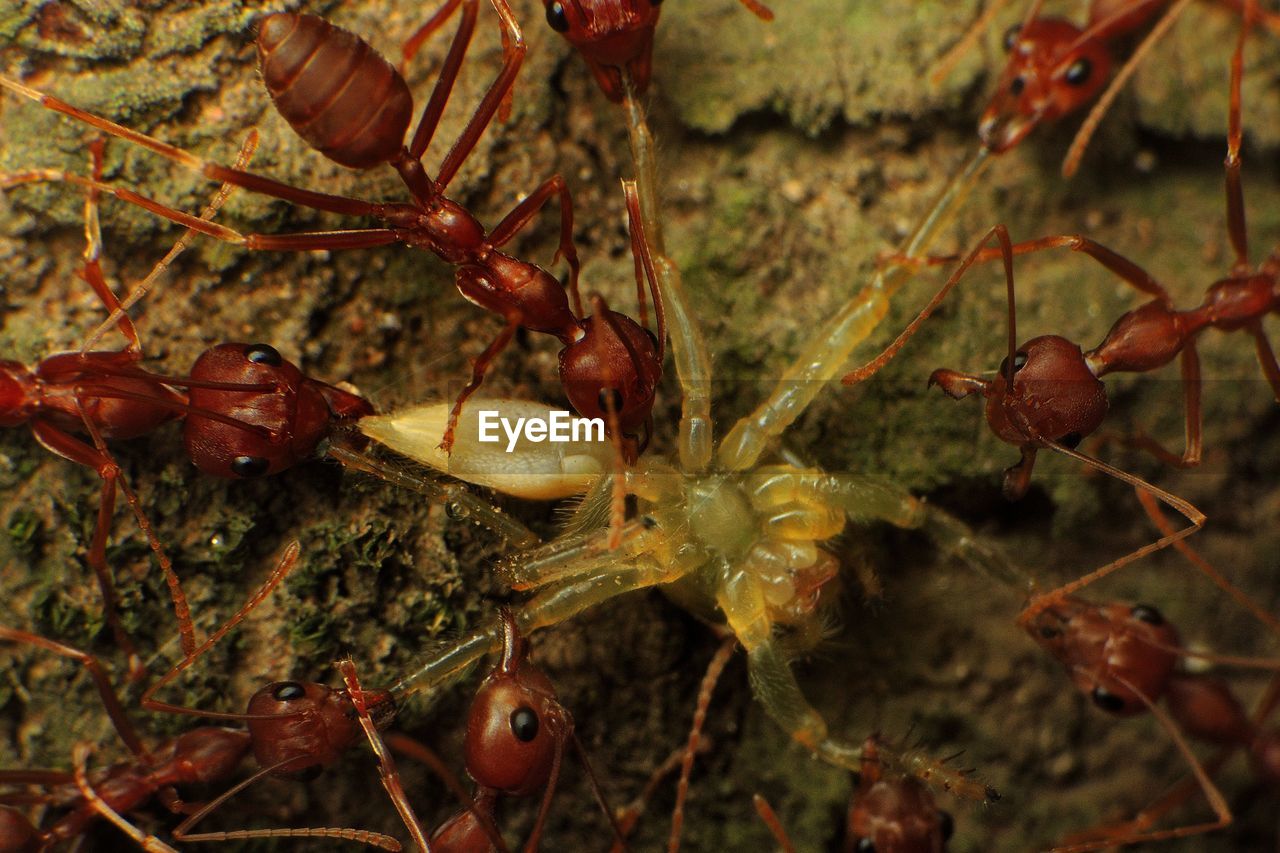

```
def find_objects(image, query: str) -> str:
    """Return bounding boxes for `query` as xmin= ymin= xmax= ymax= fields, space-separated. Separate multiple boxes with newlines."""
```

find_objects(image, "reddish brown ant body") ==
xmin=1021 ymin=593 xmax=1280 ymax=849
xmin=0 ymin=4 xmax=665 ymax=460
xmin=539 ymin=0 xmax=773 ymax=103
xmin=939 ymin=0 xmax=1280 ymax=174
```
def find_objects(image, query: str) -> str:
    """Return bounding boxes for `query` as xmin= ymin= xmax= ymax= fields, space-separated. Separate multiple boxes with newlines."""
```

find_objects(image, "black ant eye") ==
xmin=1009 ymin=75 xmax=1026 ymax=96
xmin=1064 ymin=57 xmax=1092 ymax=86
xmin=545 ymin=2 xmax=569 ymax=32
xmin=1091 ymin=686 xmax=1126 ymax=713
xmin=939 ymin=810 xmax=955 ymax=841
xmin=1038 ymin=625 xmax=1060 ymax=640
xmin=1059 ymin=432 xmax=1083 ymax=449
xmin=231 ymin=455 xmax=270 ymax=478
xmin=651 ymin=0 xmax=663 ymax=5
xmin=999 ymin=351 xmax=1029 ymax=377
xmin=598 ymin=388 xmax=624 ymax=414
xmin=272 ymin=682 xmax=306 ymax=701
xmin=1003 ymin=23 xmax=1021 ymax=51
xmin=245 ymin=343 xmax=283 ymax=366
xmin=856 ymin=839 xmax=876 ymax=853
xmin=1131 ymin=604 xmax=1164 ymax=625
xmin=510 ymin=707 xmax=539 ymax=742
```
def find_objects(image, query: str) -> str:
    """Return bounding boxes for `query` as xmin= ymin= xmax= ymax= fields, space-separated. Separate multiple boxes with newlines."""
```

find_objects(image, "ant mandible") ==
xmin=0 ymin=4 xmax=664 ymax=461
xmin=934 ymin=0 xmax=1280 ymax=175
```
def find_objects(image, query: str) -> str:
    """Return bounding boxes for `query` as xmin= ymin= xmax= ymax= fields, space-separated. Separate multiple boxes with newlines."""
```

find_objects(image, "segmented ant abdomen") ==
xmin=464 ymin=665 xmax=562 ymax=796
xmin=543 ymin=1 xmax=660 ymax=102
xmin=184 ymin=343 xmax=330 ymax=478
xmin=156 ymin=727 xmax=253 ymax=786
xmin=979 ymin=19 xmax=1110 ymax=153
xmin=985 ymin=335 xmax=1107 ymax=449
xmin=257 ymin=13 xmax=413 ymax=170
xmin=0 ymin=806 xmax=42 ymax=853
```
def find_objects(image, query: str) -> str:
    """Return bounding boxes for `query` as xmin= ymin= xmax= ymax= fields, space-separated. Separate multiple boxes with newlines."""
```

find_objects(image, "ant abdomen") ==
xmin=257 ymin=13 xmax=413 ymax=170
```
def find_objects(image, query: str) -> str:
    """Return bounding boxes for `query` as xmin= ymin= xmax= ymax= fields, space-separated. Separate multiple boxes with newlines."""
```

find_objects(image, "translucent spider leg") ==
xmin=717 ymin=147 xmax=993 ymax=471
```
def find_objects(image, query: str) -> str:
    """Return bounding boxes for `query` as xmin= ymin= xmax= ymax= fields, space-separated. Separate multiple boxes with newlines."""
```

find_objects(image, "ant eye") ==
xmin=1009 ymin=75 xmax=1026 ymax=96
xmin=245 ymin=344 xmax=283 ymax=366
xmin=651 ymin=0 xmax=664 ymax=5
xmin=1131 ymin=604 xmax=1164 ymax=625
xmin=998 ymin=351 xmax=1028 ymax=377
xmin=597 ymin=388 xmax=624 ymax=414
xmin=1091 ymin=686 xmax=1126 ymax=713
xmin=545 ymin=2 xmax=569 ymax=32
xmin=1038 ymin=625 xmax=1060 ymax=640
xmin=856 ymin=839 xmax=876 ymax=853
xmin=231 ymin=455 xmax=270 ymax=478
xmin=939 ymin=810 xmax=955 ymax=841
xmin=1064 ymin=57 xmax=1092 ymax=86
xmin=1002 ymin=23 xmax=1021 ymax=51
xmin=1059 ymin=432 xmax=1083 ymax=449
xmin=510 ymin=707 xmax=539 ymax=742
xmin=272 ymin=682 xmax=306 ymax=701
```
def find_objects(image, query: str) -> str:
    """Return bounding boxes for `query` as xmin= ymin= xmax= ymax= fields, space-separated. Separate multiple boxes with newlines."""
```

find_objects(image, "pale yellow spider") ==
xmin=369 ymin=132 xmax=1018 ymax=794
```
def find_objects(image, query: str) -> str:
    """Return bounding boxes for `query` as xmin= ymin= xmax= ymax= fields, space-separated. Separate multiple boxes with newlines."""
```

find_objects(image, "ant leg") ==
xmin=81 ymin=129 xmax=260 ymax=354
xmin=1224 ymin=0 xmax=1255 ymax=273
xmin=928 ymin=0 xmax=1018 ymax=86
xmin=752 ymin=794 xmax=796 ymax=853
xmin=1249 ymin=323 xmax=1280 ymax=399
xmin=1062 ymin=0 xmax=1195 ymax=177
xmin=0 ymin=628 xmax=151 ymax=762
xmin=441 ymin=315 xmax=519 ymax=454
xmin=405 ymin=0 xmax=478 ymax=163
xmin=399 ymin=0 xmax=465 ymax=75
xmin=78 ymin=137 xmax=139 ymax=353
xmin=618 ymin=105 xmax=714 ymax=473
xmin=140 ymin=543 xmax=300 ymax=719
xmin=735 ymin=0 xmax=775 ymax=22
xmin=431 ymin=0 xmax=526 ymax=188
xmin=487 ymin=175 xmax=581 ymax=315
xmin=338 ymin=659 xmax=431 ymax=853
xmin=609 ymin=740 xmax=714 ymax=853
xmin=70 ymin=744 xmax=180 ymax=853
xmin=667 ymin=636 xmax=736 ymax=853
xmin=1118 ymin=343 xmax=1204 ymax=467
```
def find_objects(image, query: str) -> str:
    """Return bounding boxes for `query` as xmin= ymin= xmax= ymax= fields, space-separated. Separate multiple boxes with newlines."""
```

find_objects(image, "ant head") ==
xmin=1022 ymin=597 xmax=1180 ymax=718
xmin=543 ymin=1 xmax=661 ymax=102
xmin=246 ymin=680 xmax=396 ymax=778
xmin=0 ymin=360 xmax=35 ymax=427
xmin=560 ymin=306 xmax=662 ymax=461
xmin=464 ymin=613 xmax=567 ymax=796
xmin=184 ymin=343 xmax=335 ymax=479
xmin=163 ymin=727 xmax=253 ymax=785
xmin=983 ymin=335 xmax=1107 ymax=450
xmin=978 ymin=18 xmax=1112 ymax=152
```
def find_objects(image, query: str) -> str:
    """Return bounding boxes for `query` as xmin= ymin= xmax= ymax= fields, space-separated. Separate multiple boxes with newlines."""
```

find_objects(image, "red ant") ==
xmin=6 ymin=541 xmax=412 ymax=850
xmin=0 ymin=4 xmax=665 ymax=462
xmin=751 ymin=735 xmax=957 ymax=853
xmin=935 ymin=0 xmax=1280 ymax=174
xmin=539 ymin=0 xmax=773 ymax=103
xmin=842 ymin=2 xmax=1280 ymax=615
xmin=343 ymin=608 xmax=623 ymax=852
xmin=1020 ymin=590 xmax=1280 ymax=850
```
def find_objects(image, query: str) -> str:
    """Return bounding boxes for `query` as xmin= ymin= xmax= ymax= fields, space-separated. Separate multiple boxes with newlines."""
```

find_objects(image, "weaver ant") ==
xmin=0 ymin=4 xmax=664 ymax=463
xmin=345 ymin=609 xmax=623 ymax=851
xmin=1019 ymin=589 xmax=1280 ymax=850
xmin=753 ymin=735 xmax=958 ymax=853
xmin=934 ymin=0 xmax=1280 ymax=175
